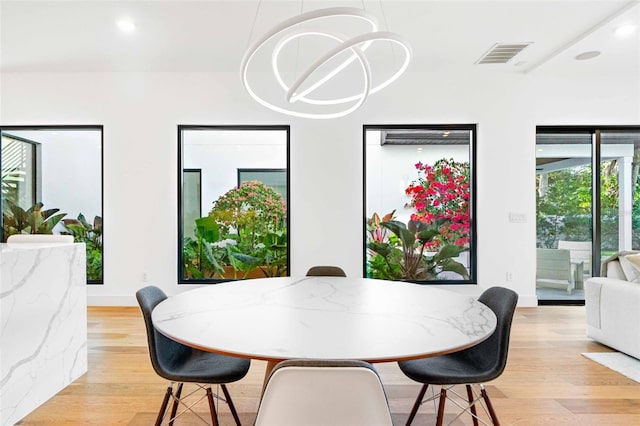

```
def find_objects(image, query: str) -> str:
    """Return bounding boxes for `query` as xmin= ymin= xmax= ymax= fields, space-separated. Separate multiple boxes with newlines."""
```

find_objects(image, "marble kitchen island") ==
xmin=0 ymin=242 xmax=87 ymax=426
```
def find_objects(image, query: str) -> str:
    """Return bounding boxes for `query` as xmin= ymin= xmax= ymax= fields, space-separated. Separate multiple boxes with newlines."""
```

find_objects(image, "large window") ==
xmin=536 ymin=126 xmax=640 ymax=304
xmin=0 ymin=126 xmax=104 ymax=284
xmin=364 ymin=125 xmax=477 ymax=284
xmin=178 ymin=126 xmax=290 ymax=284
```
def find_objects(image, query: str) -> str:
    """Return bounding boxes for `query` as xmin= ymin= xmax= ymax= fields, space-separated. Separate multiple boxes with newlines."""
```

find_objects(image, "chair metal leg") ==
xmin=155 ymin=386 xmax=173 ymax=426
xmin=221 ymin=384 xmax=242 ymax=426
xmin=436 ymin=387 xmax=447 ymax=426
xmin=406 ymin=384 xmax=429 ymax=426
xmin=207 ymin=387 xmax=219 ymax=426
xmin=480 ymin=385 xmax=500 ymax=426
xmin=168 ymin=383 xmax=183 ymax=426
xmin=466 ymin=384 xmax=479 ymax=426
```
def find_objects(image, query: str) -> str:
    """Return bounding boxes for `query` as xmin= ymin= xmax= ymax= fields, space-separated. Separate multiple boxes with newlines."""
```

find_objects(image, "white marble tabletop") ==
xmin=152 ymin=276 xmax=496 ymax=363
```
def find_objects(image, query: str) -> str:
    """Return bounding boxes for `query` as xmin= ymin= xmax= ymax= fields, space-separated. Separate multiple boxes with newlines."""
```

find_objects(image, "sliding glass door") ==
xmin=536 ymin=127 xmax=640 ymax=304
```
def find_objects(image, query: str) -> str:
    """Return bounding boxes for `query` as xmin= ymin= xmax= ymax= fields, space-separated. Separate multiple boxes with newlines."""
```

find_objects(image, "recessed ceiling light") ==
xmin=574 ymin=51 xmax=601 ymax=61
xmin=615 ymin=24 xmax=637 ymax=38
xmin=116 ymin=19 xmax=136 ymax=33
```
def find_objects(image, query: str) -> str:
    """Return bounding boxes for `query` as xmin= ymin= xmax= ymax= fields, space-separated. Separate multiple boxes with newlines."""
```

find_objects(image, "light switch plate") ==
xmin=509 ymin=212 xmax=526 ymax=223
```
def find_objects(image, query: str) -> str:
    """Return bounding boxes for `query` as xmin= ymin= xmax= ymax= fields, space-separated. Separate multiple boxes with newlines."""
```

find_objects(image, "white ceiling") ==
xmin=0 ymin=0 xmax=638 ymax=76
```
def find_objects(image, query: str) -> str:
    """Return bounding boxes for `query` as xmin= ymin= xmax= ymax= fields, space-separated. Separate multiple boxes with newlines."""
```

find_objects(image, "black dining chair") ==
xmin=136 ymin=286 xmax=250 ymax=426
xmin=398 ymin=286 xmax=518 ymax=426
xmin=305 ymin=265 xmax=347 ymax=277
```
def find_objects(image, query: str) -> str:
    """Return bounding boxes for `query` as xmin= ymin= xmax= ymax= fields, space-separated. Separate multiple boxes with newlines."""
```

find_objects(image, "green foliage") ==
xmin=2 ymin=203 xmax=104 ymax=283
xmin=62 ymin=214 xmax=103 ymax=281
xmin=2 ymin=200 xmax=67 ymax=240
xmin=1 ymin=166 xmax=23 ymax=206
xmin=182 ymin=216 xmax=226 ymax=279
xmin=366 ymin=211 xmax=469 ymax=282
xmin=209 ymin=180 xmax=286 ymax=238
xmin=536 ymin=162 xmax=640 ymax=251
xmin=183 ymin=181 xmax=288 ymax=280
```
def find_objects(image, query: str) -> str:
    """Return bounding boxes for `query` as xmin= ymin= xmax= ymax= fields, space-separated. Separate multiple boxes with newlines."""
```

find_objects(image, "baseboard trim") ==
xmin=88 ymin=295 xmax=138 ymax=306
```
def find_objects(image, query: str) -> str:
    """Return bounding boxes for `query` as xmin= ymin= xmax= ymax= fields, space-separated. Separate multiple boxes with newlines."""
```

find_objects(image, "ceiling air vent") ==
xmin=476 ymin=43 xmax=531 ymax=64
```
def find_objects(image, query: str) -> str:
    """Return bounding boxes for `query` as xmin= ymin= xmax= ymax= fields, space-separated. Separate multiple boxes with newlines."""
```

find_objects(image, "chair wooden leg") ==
xmin=405 ymin=384 xmax=429 ymax=426
xmin=466 ymin=384 xmax=479 ymax=426
xmin=155 ymin=386 xmax=173 ymax=426
xmin=168 ymin=383 xmax=183 ymax=426
xmin=436 ymin=387 xmax=447 ymax=426
xmin=207 ymin=387 xmax=219 ymax=426
xmin=221 ymin=384 xmax=242 ymax=426
xmin=480 ymin=385 xmax=500 ymax=426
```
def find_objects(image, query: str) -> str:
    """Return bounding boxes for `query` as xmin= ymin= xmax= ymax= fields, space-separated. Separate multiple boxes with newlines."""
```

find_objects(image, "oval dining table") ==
xmin=152 ymin=276 xmax=497 ymax=382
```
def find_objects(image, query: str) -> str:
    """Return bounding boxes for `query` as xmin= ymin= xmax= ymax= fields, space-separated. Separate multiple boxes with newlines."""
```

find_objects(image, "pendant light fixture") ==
xmin=240 ymin=1 xmax=412 ymax=119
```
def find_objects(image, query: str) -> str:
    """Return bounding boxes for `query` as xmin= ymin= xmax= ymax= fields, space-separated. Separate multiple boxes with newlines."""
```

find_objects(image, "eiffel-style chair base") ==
xmin=406 ymin=384 xmax=499 ymax=426
xmin=399 ymin=287 xmax=518 ymax=426
xmin=154 ymin=382 xmax=242 ymax=426
xmin=137 ymin=286 xmax=250 ymax=426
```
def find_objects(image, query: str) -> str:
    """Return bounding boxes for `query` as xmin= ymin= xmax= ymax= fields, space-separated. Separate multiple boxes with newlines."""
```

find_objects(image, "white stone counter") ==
xmin=0 ymin=242 xmax=87 ymax=426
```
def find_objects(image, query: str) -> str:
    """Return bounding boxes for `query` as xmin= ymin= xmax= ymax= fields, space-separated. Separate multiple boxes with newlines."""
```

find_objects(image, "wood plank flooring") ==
xmin=16 ymin=306 xmax=640 ymax=425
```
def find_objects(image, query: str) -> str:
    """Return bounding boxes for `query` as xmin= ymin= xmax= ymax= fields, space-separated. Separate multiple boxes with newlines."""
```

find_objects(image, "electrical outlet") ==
xmin=142 ymin=272 xmax=149 ymax=282
xmin=506 ymin=272 xmax=513 ymax=282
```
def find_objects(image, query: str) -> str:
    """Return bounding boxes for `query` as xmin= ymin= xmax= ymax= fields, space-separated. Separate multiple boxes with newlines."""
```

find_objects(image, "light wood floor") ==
xmin=17 ymin=306 xmax=640 ymax=425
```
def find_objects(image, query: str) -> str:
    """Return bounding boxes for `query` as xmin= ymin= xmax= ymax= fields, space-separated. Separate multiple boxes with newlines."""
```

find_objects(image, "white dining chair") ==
xmin=255 ymin=359 xmax=393 ymax=426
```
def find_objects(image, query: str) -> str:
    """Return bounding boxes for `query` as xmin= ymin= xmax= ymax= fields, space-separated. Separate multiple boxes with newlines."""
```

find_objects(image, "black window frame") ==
xmin=0 ymin=124 xmax=105 ymax=285
xmin=363 ymin=123 xmax=477 ymax=284
xmin=177 ymin=124 xmax=291 ymax=284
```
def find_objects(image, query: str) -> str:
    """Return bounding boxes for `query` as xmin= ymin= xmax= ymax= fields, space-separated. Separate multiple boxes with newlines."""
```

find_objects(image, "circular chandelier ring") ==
xmin=245 ymin=34 xmax=372 ymax=119
xmin=241 ymin=6 xmax=378 ymax=76
xmin=281 ymin=31 xmax=412 ymax=105
xmin=272 ymin=30 xmax=375 ymax=103
xmin=240 ymin=7 xmax=411 ymax=119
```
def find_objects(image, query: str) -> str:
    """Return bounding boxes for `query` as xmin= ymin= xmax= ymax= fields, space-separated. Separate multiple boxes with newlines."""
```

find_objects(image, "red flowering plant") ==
xmin=404 ymin=158 xmax=470 ymax=250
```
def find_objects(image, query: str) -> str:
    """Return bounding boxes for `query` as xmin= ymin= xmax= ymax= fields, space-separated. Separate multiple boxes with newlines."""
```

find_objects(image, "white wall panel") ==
xmin=1 ymin=67 xmax=638 ymax=306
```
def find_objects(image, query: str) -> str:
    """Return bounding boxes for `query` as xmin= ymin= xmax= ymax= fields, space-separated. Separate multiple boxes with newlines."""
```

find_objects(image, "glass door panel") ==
xmin=600 ymin=131 xmax=640 ymax=260
xmin=536 ymin=131 xmax=592 ymax=303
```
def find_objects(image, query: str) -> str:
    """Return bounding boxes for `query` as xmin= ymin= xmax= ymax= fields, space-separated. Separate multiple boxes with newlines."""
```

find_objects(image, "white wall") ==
xmin=183 ymin=129 xmax=287 ymax=217
xmin=1 ymin=66 xmax=638 ymax=306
